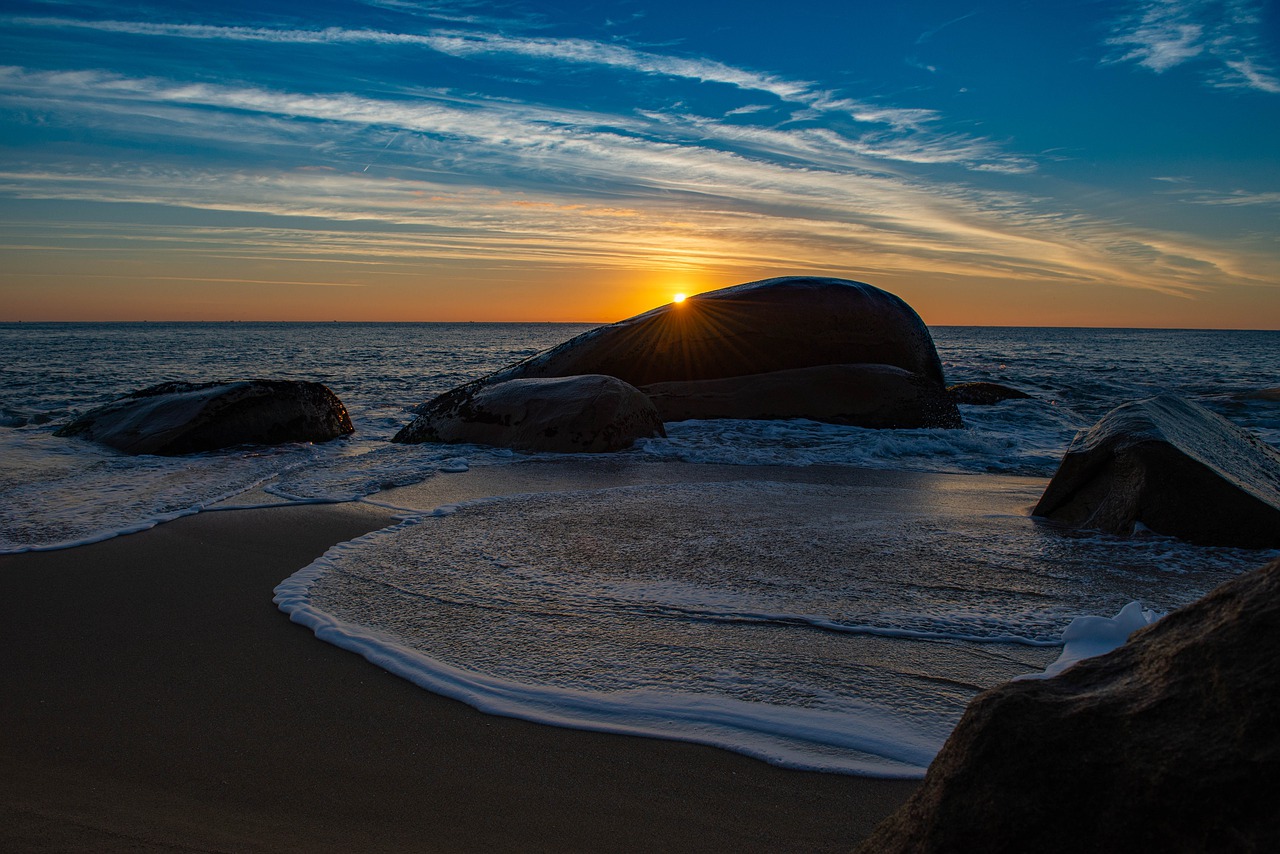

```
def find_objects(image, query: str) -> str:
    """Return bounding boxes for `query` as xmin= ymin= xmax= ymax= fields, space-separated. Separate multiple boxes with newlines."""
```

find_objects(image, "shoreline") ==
xmin=1 ymin=473 xmax=926 ymax=852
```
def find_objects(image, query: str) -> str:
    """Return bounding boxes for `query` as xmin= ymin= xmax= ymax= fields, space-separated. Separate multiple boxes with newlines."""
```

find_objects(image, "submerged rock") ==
xmin=856 ymin=556 xmax=1280 ymax=854
xmin=947 ymin=381 xmax=1031 ymax=406
xmin=55 ymin=380 xmax=353 ymax=456
xmin=394 ymin=374 xmax=664 ymax=453
xmin=642 ymin=363 xmax=961 ymax=428
xmin=1033 ymin=394 xmax=1280 ymax=548
xmin=1237 ymin=387 xmax=1280 ymax=402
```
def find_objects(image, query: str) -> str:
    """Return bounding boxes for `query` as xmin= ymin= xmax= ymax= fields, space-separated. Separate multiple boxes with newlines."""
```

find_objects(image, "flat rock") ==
xmin=482 ymin=276 xmax=947 ymax=388
xmin=394 ymin=374 xmax=665 ymax=453
xmin=947 ymin=381 xmax=1031 ymax=406
xmin=55 ymin=380 xmax=353 ymax=456
xmin=856 ymin=556 xmax=1280 ymax=854
xmin=642 ymin=363 xmax=962 ymax=428
xmin=1033 ymin=394 xmax=1280 ymax=548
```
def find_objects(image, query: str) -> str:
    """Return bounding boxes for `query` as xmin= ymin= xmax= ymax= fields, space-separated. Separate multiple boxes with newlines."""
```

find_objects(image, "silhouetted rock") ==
xmin=485 ymin=277 xmax=945 ymax=387
xmin=404 ymin=277 xmax=956 ymax=430
xmin=394 ymin=374 xmax=664 ymax=453
xmin=947 ymin=381 xmax=1031 ymax=406
xmin=55 ymin=380 xmax=353 ymax=455
xmin=856 ymin=556 xmax=1280 ymax=854
xmin=642 ymin=363 xmax=961 ymax=428
xmin=1033 ymin=394 xmax=1280 ymax=548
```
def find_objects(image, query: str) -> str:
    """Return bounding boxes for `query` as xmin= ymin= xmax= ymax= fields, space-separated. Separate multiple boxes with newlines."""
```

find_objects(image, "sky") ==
xmin=1 ymin=0 xmax=1278 ymax=326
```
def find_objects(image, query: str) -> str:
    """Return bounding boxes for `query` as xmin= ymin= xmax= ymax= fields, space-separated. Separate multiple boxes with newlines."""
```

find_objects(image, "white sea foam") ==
xmin=0 ymin=430 xmax=317 ymax=553
xmin=276 ymin=479 xmax=1267 ymax=777
xmin=4 ymin=324 xmax=1277 ymax=552
xmin=635 ymin=402 xmax=1078 ymax=475
xmin=4 ymin=323 xmax=1278 ymax=778
xmin=1018 ymin=601 xmax=1161 ymax=680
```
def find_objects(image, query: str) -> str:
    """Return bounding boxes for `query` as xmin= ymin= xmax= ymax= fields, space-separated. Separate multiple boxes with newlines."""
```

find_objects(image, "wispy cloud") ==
xmin=0 ymin=141 xmax=1266 ymax=300
xmin=10 ymin=16 xmax=940 ymax=129
xmin=1105 ymin=0 xmax=1280 ymax=92
xmin=1187 ymin=189 xmax=1280 ymax=206
xmin=2 ymin=11 xmax=1275 ymax=310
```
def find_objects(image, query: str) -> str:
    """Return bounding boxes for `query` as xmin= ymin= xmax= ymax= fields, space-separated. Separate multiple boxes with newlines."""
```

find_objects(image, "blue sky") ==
xmin=1 ymin=0 xmax=1277 ymax=324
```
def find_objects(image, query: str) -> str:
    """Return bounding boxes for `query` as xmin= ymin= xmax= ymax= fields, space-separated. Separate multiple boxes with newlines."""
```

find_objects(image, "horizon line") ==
xmin=2 ymin=319 xmax=1277 ymax=332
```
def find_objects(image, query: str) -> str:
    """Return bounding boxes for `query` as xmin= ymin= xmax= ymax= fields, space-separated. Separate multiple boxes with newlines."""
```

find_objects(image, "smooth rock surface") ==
xmin=642 ymin=363 xmax=962 ymax=428
xmin=947 ymin=381 xmax=1031 ymax=406
xmin=478 ymin=277 xmax=947 ymax=388
xmin=856 ymin=556 xmax=1280 ymax=854
xmin=404 ymin=277 xmax=955 ymax=430
xmin=55 ymin=380 xmax=353 ymax=456
xmin=1033 ymin=394 xmax=1280 ymax=548
xmin=394 ymin=374 xmax=665 ymax=453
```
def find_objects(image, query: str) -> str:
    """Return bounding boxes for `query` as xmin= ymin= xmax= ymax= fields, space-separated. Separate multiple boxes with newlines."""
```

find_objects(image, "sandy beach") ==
xmin=0 ymin=462 xmax=926 ymax=853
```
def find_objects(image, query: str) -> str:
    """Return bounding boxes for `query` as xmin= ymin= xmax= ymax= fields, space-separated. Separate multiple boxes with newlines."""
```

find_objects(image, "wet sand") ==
xmin=0 ymin=460 xmax=943 ymax=853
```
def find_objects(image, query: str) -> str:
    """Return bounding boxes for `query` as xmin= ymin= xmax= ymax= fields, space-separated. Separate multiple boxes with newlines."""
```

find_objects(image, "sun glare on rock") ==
xmin=673 ymin=293 xmax=687 ymax=303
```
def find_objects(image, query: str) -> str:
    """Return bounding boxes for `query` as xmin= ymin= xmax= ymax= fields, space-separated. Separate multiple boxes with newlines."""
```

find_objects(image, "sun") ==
xmin=673 ymin=292 xmax=687 ymax=304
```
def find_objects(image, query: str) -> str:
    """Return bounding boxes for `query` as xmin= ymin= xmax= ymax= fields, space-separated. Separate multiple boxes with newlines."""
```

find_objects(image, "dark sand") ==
xmin=0 ymin=461 xmax=932 ymax=853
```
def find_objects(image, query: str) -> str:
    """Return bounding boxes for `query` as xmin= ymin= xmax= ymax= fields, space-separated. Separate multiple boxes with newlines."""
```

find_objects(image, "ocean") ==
xmin=2 ymin=322 xmax=1277 ymax=776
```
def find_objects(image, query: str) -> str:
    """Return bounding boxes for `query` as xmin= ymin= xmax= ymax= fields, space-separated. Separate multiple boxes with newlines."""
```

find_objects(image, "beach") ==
xmin=3 ymin=321 xmax=1275 ymax=851
xmin=0 ymin=472 xmax=920 ymax=853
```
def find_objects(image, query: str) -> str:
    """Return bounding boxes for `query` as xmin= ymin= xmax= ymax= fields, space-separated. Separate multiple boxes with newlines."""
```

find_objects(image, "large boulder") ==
xmin=55 ymin=380 xmax=353 ymax=456
xmin=393 ymin=375 xmax=664 ymax=453
xmin=399 ymin=277 xmax=956 ymax=433
xmin=856 ymin=556 xmax=1280 ymax=854
xmin=641 ymin=363 xmax=961 ymax=428
xmin=1033 ymin=394 xmax=1280 ymax=548
xmin=481 ymin=276 xmax=947 ymax=388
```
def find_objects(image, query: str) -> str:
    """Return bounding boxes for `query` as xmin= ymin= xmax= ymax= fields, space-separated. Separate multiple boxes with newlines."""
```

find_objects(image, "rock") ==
xmin=403 ymin=277 xmax=956 ymax=430
xmin=856 ymin=556 xmax=1280 ymax=854
xmin=641 ymin=363 xmax=962 ymax=428
xmin=480 ymin=276 xmax=947 ymax=388
xmin=394 ymin=374 xmax=665 ymax=453
xmin=1238 ymin=387 xmax=1280 ymax=402
xmin=1033 ymin=394 xmax=1280 ymax=548
xmin=948 ymin=381 xmax=1032 ymax=406
xmin=55 ymin=380 xmax=353 ymax=456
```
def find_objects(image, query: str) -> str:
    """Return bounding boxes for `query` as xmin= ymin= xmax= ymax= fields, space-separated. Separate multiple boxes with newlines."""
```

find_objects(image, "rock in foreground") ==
xmin=394 ymin=375 xmax=664 ymax=453
xmin=479 ymin=276 xmax=947 ymax=388
xmin=856 ymin=556 xmax=1280 ymax=854
xmin=1033 ymin=394 xmax=1280 ymax=548
xmin=642 ymin=363 xmax=961 ymax=428
xmin=55 ymin=380 xmax=353 ymax=455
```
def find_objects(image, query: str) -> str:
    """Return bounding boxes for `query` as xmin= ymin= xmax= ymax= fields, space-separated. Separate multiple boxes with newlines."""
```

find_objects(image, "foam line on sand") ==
xmin=1 ymin=488 xmax=918 ymax=852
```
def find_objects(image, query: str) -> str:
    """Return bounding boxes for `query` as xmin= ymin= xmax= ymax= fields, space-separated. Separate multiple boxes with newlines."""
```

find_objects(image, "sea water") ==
xmin=2 ymin=322 xmax=1277 ymax=775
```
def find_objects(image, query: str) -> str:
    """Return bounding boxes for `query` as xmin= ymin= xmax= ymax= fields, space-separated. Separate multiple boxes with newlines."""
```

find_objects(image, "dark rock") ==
xmin=642 ymin=363 xmax=962 ymax=428
xmin=948 ymin=381 xmax=1032 ymax=406
xmin=55 ymin=380 xmax=353 ymax=456
xmin=1237 ymin=387 xmax=1280 ymax=402
xmin=478 ymin=276 xmax=947 ymax=388
xmin=394 ymin=374 xmax=665 ymax=453
xmin=404 ymin=277 xmax=955 ymax=431
xmin=1033 ymin=394 xmax=1280 ymax=548
xmin=856 ymin=556 xmax=1280 ymax=854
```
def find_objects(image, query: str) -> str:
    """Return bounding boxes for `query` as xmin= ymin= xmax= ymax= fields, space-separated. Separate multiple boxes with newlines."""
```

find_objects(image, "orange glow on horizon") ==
xmin=2 ymin=266 xmax=1277 ymax=330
